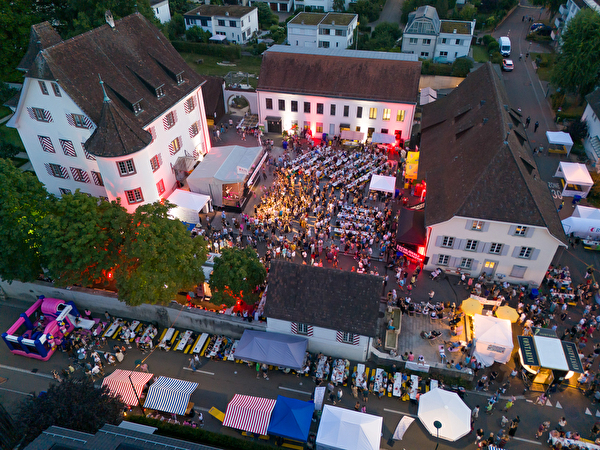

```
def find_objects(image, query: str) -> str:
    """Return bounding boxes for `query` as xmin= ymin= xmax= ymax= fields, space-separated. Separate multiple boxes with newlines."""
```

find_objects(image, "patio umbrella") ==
xmin=417 ymin=388 xmax=471 ymax=441
xmin=496 ymin=305 xmax=520 ymax=323
xmin=460 ymin=298 xmax=483 ymax=316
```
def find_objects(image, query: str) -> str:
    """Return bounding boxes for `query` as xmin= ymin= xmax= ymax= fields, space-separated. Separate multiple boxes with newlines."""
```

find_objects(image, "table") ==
xmin=373 ymin=368 xmax=385 ymax=392
xmin=331 ymin=359 xmax=346 ymax=384
xmin=549 ymin=435 xmax=600 ymax=449
xmin=192 ymin=333 xmax=209 ymax=354
xmin=315 ymin=356 xmax=328 ymax=380
xmin=175 ymin=330 xmax=193 ymax=352
xmin=226 ymin=340 xmax=239 ymax=361
xmin=393 ymin=373 xmax=403 ymax=397
xmin=355 ymin=363 xmax=366 ymax=389
xmin=159 ymin=328 xmax=176 ymax=348
xmin=208 ymin=336 xmax=223 ymax=357
xmin=409 ymin=375 xmax=420 ymax=400
xmin=103 ymin=319 xmax=123 ymax=338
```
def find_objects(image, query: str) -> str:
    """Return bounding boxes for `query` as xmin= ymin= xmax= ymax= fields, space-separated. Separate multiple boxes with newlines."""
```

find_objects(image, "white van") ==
xmin=499 ymin=36 xmax=511 ymax=57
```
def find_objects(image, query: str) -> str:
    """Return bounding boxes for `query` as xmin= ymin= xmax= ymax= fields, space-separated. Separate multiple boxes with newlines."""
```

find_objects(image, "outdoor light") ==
xmin=433 ymin=420 xmax=442 ymax=450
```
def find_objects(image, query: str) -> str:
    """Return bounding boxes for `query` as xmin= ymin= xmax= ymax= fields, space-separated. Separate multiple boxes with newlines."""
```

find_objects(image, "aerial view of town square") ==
xmin=1 ymin=0 xmax=600 ymax=448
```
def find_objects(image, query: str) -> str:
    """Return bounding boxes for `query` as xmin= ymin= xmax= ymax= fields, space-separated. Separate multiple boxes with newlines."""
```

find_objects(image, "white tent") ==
xmin=417 ymin=389 xmax=471 ymax=441
xmin=316 ymin=405 xmax=383 ymax=450
xmin=369 ymin=174 xmax=396 ymax=194
xmin=187 ymin=146 xmax=263 ymax=207
xmin=554 ymin=162 xmax=593 ymax=198
xmin=472 ymin=315 xmax=513 ymax=367
xmin=167 ymin=189 xmax=211 ymax=226
xmin=546 ymin=131 xmax=574 ymax=156
xmin=562 ymin=205 xmax=600 ymax=238
xmin=371 ymin=132 xmax=396 ymax=144
xmin=420 ymin=87 xmax=437 ymax=105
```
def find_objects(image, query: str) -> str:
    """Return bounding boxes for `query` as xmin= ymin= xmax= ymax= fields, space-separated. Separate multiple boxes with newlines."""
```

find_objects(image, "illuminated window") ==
xmin=396 ymin=110 xmax=405 ymax=122
xmin=316 ymin=122 xmax=323 ymax=133
xmin=383 ymin=108 xmax=391 ymax=120
xmin=125 ymin=188 xmax=144 ymax=204
xmin=471 ymin=220 xmax=484 ymax=231
xmin=369 ymin=108 xmax=377 ymax=119
xmin=514 ymin=225 xmax=528 ymax=236
xmin=169 ymin=137 xmax=181 ymax=156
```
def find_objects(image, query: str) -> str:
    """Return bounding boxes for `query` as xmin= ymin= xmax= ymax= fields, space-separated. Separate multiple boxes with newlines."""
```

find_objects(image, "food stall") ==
xmin=167 ymin=189 xmax=211 ymax=230
xmin=102 ymin=369 xmax=154 ymax=406
xmin=142 ymin=376 xmax=198 ymax=415
xmin=340 ymin=130 xmax=365 ymax=144
xmin=316 ymin=405 xmax=383 ymax=450
xmin=395 ymin=208 xmax=426 ymax=264
xmin=546 ymin=131 xmax=574 ymax=156
xmin=554 ymin=162 xmax=593 ymax=199
xmin=223 ymin=394 xmax=277 ymax=435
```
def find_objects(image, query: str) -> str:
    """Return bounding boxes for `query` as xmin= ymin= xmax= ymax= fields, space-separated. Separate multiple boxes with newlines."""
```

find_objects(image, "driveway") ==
xmin=369 ymin=0 xmax=404 ymax=29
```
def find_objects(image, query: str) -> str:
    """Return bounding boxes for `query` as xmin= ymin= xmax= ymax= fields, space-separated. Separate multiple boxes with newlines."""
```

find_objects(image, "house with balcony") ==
xmin=293 ymin=0 xmax=352 ymax=12
xmin=555 ymin=0 xmax=600 ymax=37
xmin=256 ymin=45 xmax=420 ymax=143
xmin=582 ymin=88 xmax=600 ymax=167
xmin=287 ymin=12 xmax=358 ymax=49
xmin=8 ymin=13 xmax=212 ymax=214
xmin=401 ymin=5 xmax=475 ymax=63
xmin=184 ymin=4 xmax=258 ymax=44
xmin=419 ymin=63 xmax=566 ymax=286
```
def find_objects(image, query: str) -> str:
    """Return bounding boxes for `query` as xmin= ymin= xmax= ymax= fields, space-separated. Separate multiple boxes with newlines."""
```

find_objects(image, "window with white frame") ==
xmin=59 ymin=188 xmax=71 ymax=195
xmin=341 ymin=332 xmax=355 ymax=343
xmin=32 ymin=107 xmax=50 ymax=122
xmin=278 ymin=99 xmax=285 ymax=111
xmin=423 ymin=38 xmax=432 ymax=45
xmin=317 ymin=103 xmax=324 ymax=114
xmin=369 ymin=108 xmax=377 ymax=119
xmin=155 ymin=86 xmax=164 ymax=98
xmin=465 ymin=239 xmax=478 ymax=251
xmin=185 ymin=97 xmax=195 ymax=113
xmin=471 ymin=220 xmax=485 ymax=231
xmin=71 ymin=114 xmax=88 ymax=128
xmin=489 ymin=243 xmax=503 ymax=254
xmin=316 ymin=122 xmax=323 ymax=133
xmin=117 ymin=159 xmax=136 ymax=176
xmin=163 ymin=111 xmax=176 ymax=129
xmin=441 ymin=236 xmax=454 ymax=248
xmin=518 ymin=247 xmax=533 ymax=259
xmin=189 ymin=122 xmax=199 ymax=137
xmin=291 ymin=101 xmax=298 ymax=112
xmin=409 ymin=38 xmax=418 ymax=44
xmin=420 ymin=52 xmax=429 ymax=57
xmin=438 ymin=254 xmax=450 ymax=265
xmin=357 ymin=106 xmax=362 ymax=118
xmin=304 ymin=102 xmax=311 ymax=113
xmin=48 ymin=163 xmax=67 ymax=178
xmin=125 ymin=188 xmax=144 ymax=204
xmin=460 ymin=258 xmax=473 ymax=269
xmin=169 ymin=137 xmax=182 ymax=156
xmin=297 ymin=323 xmax=309 ymax=335
xmin=514 ymin=225 xmax=528 ymax=236
xmin=440 ymin=51 xmax=448 ymax=57
xmin=330 ymin=104 xmax=336 ymax=115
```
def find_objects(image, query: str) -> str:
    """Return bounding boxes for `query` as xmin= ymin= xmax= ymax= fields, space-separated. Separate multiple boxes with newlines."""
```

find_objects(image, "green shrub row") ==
xmin=127 ymin=416 xmax=274 ymax=450
xmin=171 ymin=41 xmax=242 ymax=59
xmin=421 ymin=60 xmax=453 ymax=76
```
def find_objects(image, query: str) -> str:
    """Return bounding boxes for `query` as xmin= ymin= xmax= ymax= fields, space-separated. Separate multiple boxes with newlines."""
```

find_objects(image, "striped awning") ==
xmin=101 ymin=369 xmax=154 ymax=406
xmin=223 ymin=394 xmax=277 ymax=435
xmin=143 ymin=376 xmax=198 ymax=415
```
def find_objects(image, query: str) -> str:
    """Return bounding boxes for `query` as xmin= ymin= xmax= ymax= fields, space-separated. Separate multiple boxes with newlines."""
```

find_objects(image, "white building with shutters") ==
xmin=8 ymin=13 xmax=212 ymax=213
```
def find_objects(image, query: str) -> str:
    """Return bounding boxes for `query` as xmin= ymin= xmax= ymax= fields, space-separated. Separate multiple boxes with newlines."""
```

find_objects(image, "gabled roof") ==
xmin=17 ymin=22 xmax=62 ymax=72
xmin=419 ymin=62 xmax=566 ymax=244
xmin=184 ymin=4 xmax=256 ymax=18
xmin=201 ymin=75 xmax=225 ymax=116
xmin=21 ymin=14 xmax=206 ymax=130
xmin=265 ymin=260 xmax=382 ymax=337
xmin=586 ymin=88 xmax=600 ymax=118
xmin=258 ymin=48 xmax=420 ymax=104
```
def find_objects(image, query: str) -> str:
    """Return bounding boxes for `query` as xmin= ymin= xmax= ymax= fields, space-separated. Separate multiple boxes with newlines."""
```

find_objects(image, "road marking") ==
xmin=513 ymin=437 xmax=542 ymax=445
xmin=0 ymin=387 xmax=35 ymax=397
xmin=383 ymin=408 xmax=418 ymax=418
xmin=278 ymin=386 xmax=311 ymax=396
xmin=194 ymin=406 xmax=210 ymax=412
xmin=182 ymin=367 xmax=214 ymax=375
xmin=545 ymin=399 xmax=552 ymax=406
xmin=0 ymin=364 xmax=53 ymax=379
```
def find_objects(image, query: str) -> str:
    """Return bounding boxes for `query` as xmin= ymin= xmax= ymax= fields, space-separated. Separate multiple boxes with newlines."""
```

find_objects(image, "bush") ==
xmin=490 ymin=51 xmax=503 ymax=64
xmin=482 ymin=34 xmax=496 ymax=46
xmin=487 ymin=41 xmax=499 ymax=53
xmin=452 ymin=57 xmax=474 ymax=77
xmin=171 ymin=41 xmax=242 ymax=59
xmin=0 ymin=82 xmax=17 ymax=105
xmin=0 ymin=142 xmax=20 ymax=159
xmin=185 ymin=26 xmax=211 ymax=43
xmin=421 ymin=60 xmax=453 ymax=76
xmin=127 ymin=416 xmax=274 ymax=450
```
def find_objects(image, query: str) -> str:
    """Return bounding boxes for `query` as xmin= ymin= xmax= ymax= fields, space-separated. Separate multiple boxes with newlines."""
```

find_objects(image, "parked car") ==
xmin=502 ymin=59 xmax=514 ymax=71
xmin=530 ymin=23 xmax=553 ymax=35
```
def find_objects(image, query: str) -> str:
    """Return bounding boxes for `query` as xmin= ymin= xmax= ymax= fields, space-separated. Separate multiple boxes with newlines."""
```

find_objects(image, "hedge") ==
xmin=421 ymin=61 xmax=453 ymax=76
xmin=171 ymin=41 xmax=242 ymax=59
xmin=126 ymin=416 xmax=274 ymax=450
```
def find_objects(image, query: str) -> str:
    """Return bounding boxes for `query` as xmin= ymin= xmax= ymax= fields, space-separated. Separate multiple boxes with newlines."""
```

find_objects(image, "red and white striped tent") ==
xmin=102 ymin=369 xmax=154 ymax=406
xmin=223 ymin=394 xmax=277 ymax=435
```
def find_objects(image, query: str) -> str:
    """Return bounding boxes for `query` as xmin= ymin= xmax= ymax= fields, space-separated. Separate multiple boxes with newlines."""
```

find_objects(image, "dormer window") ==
xmin=156 ymin=86 xmax=165 ymax=98
xmin=176 ymin=73 xmax=184 ymax=85
xmin=133 ymin=101 xmax=143 ymax=115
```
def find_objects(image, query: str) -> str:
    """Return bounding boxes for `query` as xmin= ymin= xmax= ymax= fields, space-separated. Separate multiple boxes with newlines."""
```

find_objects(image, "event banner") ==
xmin=314 ymin=386 xmax=326 ymax=411
xmin=405 ymin=151 xmax=419 ymax=180
xmin=518 ymin=335 xmax=539 ymax=366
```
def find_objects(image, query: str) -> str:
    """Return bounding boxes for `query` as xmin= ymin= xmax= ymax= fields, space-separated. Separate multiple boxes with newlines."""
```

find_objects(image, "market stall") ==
xmin=546 ymin=131 xmax=574 ymax=156
xmin=472 ymin=315 xmax=513 ymax=366
xmin=234 ymin=330 xmax=308 ymax=371
xmin=186 ymin=145 xmax=265 ymax=211
xmin=395 ymin=208 xmax=426 ymax=263
xmin=316 ymin=405 xmax=383 ymax=450
xmin=142 ymin=376 xmax=198 ymax=415
xmin=267 ymin=396 xmax=314 ymax=442
xmin=368 ymin=174 xmax=396 ymax=194
xmin=340 ymin=130 xmax=365 ymax=142
xmin=417 ymin=388 xmax=471 ymax=441
xmin=102 ymin=369 xmax=154 ymax=406
xmin=371 ymin=132 xmax=396 ymax=145
xmin=223 ymin=394 xmax=277 ymax=435
xmin=167 ymin=189 xmax=211 ymax=229
xmin=554 ymin=162 xmax=593 ymax=199
xmin=562 ymin=205 xmax=600 ymax=239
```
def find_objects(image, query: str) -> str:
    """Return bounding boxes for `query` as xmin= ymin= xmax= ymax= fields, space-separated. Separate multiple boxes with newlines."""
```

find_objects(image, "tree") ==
xmin=363 ymin=22 xmax=402 ymax=50
xmin=185 ymin=25 xmax=211 ymax=42
xmin=551 ymin=9 xmax=600 ymax=100
xmin=567 ymin=118 xmax=588 ymax=142
xmin=17 ymin=377 xmax=124 ymax=447
xmin=165 ymin=13 xmax=186 ymax=39
xmin=115 ymin=201 xmax=208 ymax=306
xmin=436 ymin=0 xmax=449 ymax=18
xmin=352 ymin=0 xmax=381 ymax=22
xmin=0 ymin=159 xmax=53 ymax=283
xmin=531 ymin=0 xmax=562 ymax=18
xmin=209 ymin=246 xmax=266 ymax=307
xmin=333 ymin=0 xmax=346 ymax=12
xmin=256 ymin=2 xmax=278 ymax=29
xmin=451 ymin=57 xmax=474 ymax=76
xmin=169 ymin=0 xmax=193 ymax=16
xmin=459 ymin=3 xmax=478 ymax=20
xmin=39 ymin=192 xmax=129 ymax=287
xmin=0 ymin=403 xmax=18 ymax=450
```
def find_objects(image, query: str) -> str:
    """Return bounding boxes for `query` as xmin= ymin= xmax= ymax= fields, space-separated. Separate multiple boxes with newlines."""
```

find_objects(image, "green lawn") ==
xmin=472 ymin=45 xmax=489 ymax=63
xmin=531 ymin=52 xmax=556 ymax=82
xmin=180 ymin=53 xmax=263 ymax=87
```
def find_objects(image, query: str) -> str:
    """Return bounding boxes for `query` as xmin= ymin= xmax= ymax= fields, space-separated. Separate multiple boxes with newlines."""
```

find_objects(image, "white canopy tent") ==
xmin=562 ymin=205 xmax=600 ymax=238
xmin=554 ymin=162 xmax=593 ymax=198
xmin=371 ymin=132 xmax=396 ymax=144
xmin=316 ymin=405 xmax=383 ymax=450
xmin=546 ymin=131 xmax=574 ymax=156
xmin=187 ymin=146 xmax=263 ymax=207
xmin=167 ymin=189 xmax=211 ymax=226
xmin=420 ymin=87 xmax=437 ymax=105
xmin=340 ymin=130 xmax=365 ymax=141
xmin=472 ymin=315 xmax=513 ymax=367
xmin=209 ymin=34 xmax=227 ymax=42
xmin=417 ymin=389 xmax=471 ymax=441
xmin=369 ymin=174 xmax=396 ymax=194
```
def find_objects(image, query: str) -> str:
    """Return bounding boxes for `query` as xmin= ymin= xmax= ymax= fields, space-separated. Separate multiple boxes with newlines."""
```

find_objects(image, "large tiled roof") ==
xmin=265 ymin=260 xmax=382 ymax=337
xmin=23 ymin=14 xmax=206 ymax=129
xmin=258 ymin=49 xmax=421 ymax=104
xmin=419 ymin=62 xmax=566 ymax=244
xmin=17 ymin=22 xmax=63 ymax=72
xmin=184 ymin=4 xmax=256 ymax=18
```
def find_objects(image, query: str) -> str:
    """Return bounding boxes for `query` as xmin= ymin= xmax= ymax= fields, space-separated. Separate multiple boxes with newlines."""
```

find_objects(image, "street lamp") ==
xmin=433 ymin=420 xmax=442 ymax=450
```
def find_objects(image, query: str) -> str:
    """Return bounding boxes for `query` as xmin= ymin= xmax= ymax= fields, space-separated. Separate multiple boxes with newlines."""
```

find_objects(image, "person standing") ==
xmin=534 ymin=121 xmax=539 ymax=132
xmin=508 ymin=416 xmax=519 ymax=438
xmin=525 ymin=116 xmax=531 ymax=128
xmin=472 ymin=405 xmax=480 ymax=425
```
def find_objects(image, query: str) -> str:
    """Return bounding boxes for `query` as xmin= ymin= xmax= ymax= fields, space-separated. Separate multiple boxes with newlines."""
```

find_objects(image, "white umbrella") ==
xmin=417 ymin=388 xmax=471 ymax=441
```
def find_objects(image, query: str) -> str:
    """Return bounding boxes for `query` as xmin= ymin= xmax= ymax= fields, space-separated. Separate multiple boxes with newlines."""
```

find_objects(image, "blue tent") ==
xmin=267 ymin=395 xmax=314 ymax=442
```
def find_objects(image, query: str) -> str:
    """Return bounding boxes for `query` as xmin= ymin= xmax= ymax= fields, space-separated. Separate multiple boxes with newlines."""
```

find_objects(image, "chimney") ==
xmin=105 ymin=10 xmax=115 ymax=28
xmin=332 ymin=20 xmax=335 ymax=25
xmin=453 ymin=29 xmax=457 ymax=33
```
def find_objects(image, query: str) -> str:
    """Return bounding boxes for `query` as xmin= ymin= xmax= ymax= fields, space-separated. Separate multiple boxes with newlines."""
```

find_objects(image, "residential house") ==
xmin=293 ymin=0 xmax=352 ymax=13
xmin=419 ymin=62 xmax=566 ymax=286
xmin=582 ymin=88 xmax=600 ymax=168
xmin=401 ymin=5 xmax=475 ymax=63
xmin=151 ymin=0 xmax=171 ymax=23
xmin=555 ymin=0 xmax=600 ymax=37
xmin=249 ymin=0 xmax=293 ymax=12
xmin=8 ymin=13 xmax=212 ymax=213
xmin=184 ymin=5 xmax=258 ymax=44
xmin=287 ymin=12 xmax=358 ymax=49
xmin=265 ymin=260 xmax=382 ymax=361
xmin=256 ymin=45 xmax=420 ymax=143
